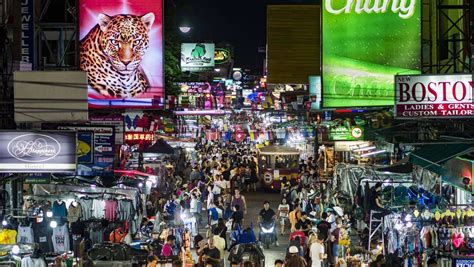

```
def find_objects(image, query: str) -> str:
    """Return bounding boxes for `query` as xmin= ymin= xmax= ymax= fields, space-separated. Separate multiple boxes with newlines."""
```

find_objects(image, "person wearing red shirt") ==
xmin=289 ymin=223 xmax=306 ymax=247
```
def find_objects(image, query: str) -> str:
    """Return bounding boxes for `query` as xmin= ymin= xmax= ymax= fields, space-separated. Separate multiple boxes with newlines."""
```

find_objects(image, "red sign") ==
xmin=395 ymin=74 xmax=474 ymax=118
xmin=124 ymin=132 xmax=155 ymax=142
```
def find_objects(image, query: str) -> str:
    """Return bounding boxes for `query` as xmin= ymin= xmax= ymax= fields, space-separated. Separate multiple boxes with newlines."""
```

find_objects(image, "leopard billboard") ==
xmin=79 ymin=0 xmax=164 ymax=108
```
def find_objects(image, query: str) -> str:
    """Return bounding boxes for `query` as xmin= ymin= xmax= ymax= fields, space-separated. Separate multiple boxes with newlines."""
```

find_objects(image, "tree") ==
xmin=164 ymin=0 xmax=182 ymax=97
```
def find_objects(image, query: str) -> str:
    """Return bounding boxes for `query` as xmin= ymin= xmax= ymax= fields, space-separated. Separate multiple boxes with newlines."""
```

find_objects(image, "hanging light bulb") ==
xmin=50 ymin=221 xmax=58 ymax=229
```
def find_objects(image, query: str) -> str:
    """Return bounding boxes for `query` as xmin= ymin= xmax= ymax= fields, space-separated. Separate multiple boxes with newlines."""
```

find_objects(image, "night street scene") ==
xmin=0 ymin=0 xmax=472 ymax=266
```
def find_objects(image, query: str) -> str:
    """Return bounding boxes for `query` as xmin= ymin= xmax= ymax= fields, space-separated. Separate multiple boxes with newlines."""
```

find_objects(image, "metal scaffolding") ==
xmin=36 ymin=0 xmax=78 ymax=70
xmin=423 ymin=0 xmax=472 ymax=73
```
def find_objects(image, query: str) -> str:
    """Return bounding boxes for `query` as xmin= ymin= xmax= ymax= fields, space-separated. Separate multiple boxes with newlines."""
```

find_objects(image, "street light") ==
xmin=179 ymin=26 xmax=191 ymax=33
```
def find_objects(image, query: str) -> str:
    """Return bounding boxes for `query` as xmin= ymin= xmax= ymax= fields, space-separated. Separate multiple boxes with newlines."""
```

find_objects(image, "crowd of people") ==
xmin=143 ymin=139 xmax=351 ymax=267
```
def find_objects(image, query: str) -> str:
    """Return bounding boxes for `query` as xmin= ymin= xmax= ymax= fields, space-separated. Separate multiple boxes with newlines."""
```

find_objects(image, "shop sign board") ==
xmin=24 ymin=173 xmax=51 ymax=184
xmin=0 ymin=131 xmax=77 ymax=173
xmin=452 ymin=256 xmax=474 ymax=267
xmin=79 ymin=0 xmax=164 ymax=109
xmin=89 ymin=114 xmax=124 ymax=144
xmin=214 ymin=48 xmax=231 ymax=65
xmin=44 ymin=124 xmax=115 ymax=177
xmin=322 ymin=0 xmax=421 ymax=108
xmin=124 ymin=132 xmax=155 ymax=142
xmin=20 ymin=0 xmax=35 ymax=67
xmin=395 ymin=74 xmax=473 ymax=118
xmin=334 ymin=141 xmax=370 ymax=152
xmin=181 ymin=43 xmax=215 ymax=71
xmin=329 ymin=126 xmax=364 ymax=141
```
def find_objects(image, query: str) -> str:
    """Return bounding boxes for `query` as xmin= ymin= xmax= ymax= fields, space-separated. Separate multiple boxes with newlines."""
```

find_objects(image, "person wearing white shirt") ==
xmin=310 ymin=234 xmax=326 ymax=267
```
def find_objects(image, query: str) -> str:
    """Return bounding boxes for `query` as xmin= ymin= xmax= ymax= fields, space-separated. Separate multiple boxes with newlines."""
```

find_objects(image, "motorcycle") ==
xmin=259 ymin=220 xmax=276 ymax=249
xmin=228 ymin=243 xmax=265 ymax=267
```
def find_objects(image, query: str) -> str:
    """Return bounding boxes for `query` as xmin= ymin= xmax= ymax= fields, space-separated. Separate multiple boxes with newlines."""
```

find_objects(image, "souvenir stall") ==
xmin=0 ymin=184 xmax=146 ymax=266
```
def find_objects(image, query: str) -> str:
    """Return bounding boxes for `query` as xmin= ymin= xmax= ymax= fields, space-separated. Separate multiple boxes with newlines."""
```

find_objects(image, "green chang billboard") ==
xmin=322 ymin=0 xmax=421 ymax=108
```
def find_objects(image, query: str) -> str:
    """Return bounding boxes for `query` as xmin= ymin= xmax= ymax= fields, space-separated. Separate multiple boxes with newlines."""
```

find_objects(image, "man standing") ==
xmin=197 ymin=238 xmax=221 ymax=267
xmin=310 ymin=234 xmax=326 ymax=267
xmin=212 ymin=230 xmax=226 ymax=266
xmin=316 ymin=212 xmax=331 ymax=241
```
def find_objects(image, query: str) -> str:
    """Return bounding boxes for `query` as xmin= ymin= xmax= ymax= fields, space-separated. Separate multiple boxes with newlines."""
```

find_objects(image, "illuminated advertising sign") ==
xmin=395 ymin=74 xmax=474 ymax=118
xmin=181 ymin=43 xmax=215 ymax=71
xmin=214 ymin=48 xmax=231 ymax=65
xmin=124 ymin=132 xmax=155 ymax=142
xmin=329 ymin=126 xmax=364 ymax=141
xmin=79 ymin=0 xmax=164 ymax=108
xmin=0 ymin=132 xmax=77 ymax=173
xmin=322 ymin=0 xmax=421 ymax=107
xmin=309 ymin=76 xmax=321 ymax=111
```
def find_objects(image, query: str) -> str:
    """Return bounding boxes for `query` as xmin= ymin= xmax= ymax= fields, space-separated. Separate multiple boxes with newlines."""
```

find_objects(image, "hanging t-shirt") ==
xmin=17 ymin=225 xmax=34 ymax=244
xmin=92 ymin=199 xmax=105 ymax=218
xmin=78 ymin=198 xmax=93 ymax=220
xmin=52 ymin=201 xmax=67 ymax=223
xmin=33 ymin=222 xmax=52 ymax=253
xmin=104 ymin=200 xmax=118 ymax=221
xmin=67 ymin=202 xmax=82 ymax=223
xmin=52 ymin=224 xmax=70 ymax=253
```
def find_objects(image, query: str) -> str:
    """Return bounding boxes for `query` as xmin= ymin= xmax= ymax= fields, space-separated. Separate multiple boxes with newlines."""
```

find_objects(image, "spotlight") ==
xmin=11 ymin=245 xmax=20 ymax=255
xmin=50 ymin=221 xmax=58 ymax=229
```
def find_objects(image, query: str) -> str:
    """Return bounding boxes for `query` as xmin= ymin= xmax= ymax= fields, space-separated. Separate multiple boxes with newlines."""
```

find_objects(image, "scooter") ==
xmin=259 ymin=220 xmax=276 ymax=249
xmin=228 ymin=243 xmax=265 ymax=267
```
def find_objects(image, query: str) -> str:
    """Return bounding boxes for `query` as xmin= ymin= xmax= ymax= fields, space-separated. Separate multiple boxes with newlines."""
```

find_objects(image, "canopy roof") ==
xmin=258 ymin=145 xmax=300 ymax=155
xmin=141 ymin=138 xmax=175 ymax=155
xmin=409 ymin=143 xmax=474 ymax=175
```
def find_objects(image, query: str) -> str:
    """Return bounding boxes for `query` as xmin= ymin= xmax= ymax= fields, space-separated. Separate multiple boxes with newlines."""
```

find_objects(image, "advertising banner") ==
xmin=328 ymin=126 xmax=364 ymax=141
xmin=43 ymin=124 xmax=115 ymax=177
xmin=309 ymin=76 xmax=321 ymax=111
xmin=322 ymin=0 xmax=421 ymax=107
xmin=214 ymin=48 xmax=231 ymax=65
xmin=79 ymin=0 xmax=164 ymax=108
xmin=77 ymin=131 xmax=94 ymax=164
xmin=0 ymin=132 xmax=77 ymax=173
xmin=395 ymin=74 xmax=473 ymax=118
xmin=181 ymin=43 xmax=215 ymax=71
xmin=89 ymin=114 xmax=124 ymax=144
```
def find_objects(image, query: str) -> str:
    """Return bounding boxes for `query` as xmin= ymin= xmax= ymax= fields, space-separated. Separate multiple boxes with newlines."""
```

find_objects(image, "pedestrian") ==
xmin=309 ymin=233 xmax=326 ymax=267
xmin=330 ymin=217 xmax=343 ymax=264
xmin=285 ymin=246 xmax=307 ymax=267
xmin=212 ymin=229 xmax=226 ymax=266
xmin=231 ymin=189 xmax=247 ymax=215
xmin=161 ymin=235 xmax=176 ymax=257
xmin=230 ymin=204 xmax=244 ymax=230
xmin=274 ymin=259 xmax=284 ymax=267
xmin=197 ymin=238 xmax=221 ymax=267
xmin=316 ymin=212 xmax=331 ymax=241
xmin=278 ymin=198 xmax=290 ymax=235
xmin=214 ymin=218 xmax=228 ymax=250
xmin=289 ymin=205 xmax=302 ymax=232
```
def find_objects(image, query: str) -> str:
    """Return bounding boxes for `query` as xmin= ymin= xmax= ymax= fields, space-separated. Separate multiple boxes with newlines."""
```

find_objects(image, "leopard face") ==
xmin=98 ymin=13 xmax=154 ymax=75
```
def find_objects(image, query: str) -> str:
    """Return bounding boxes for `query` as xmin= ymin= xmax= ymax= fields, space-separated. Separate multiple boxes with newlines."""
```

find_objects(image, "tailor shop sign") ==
xmin=0 ymin=131 xmax=77 ymax=173
xmin=395 ymin=74 xmax=473 ymax=118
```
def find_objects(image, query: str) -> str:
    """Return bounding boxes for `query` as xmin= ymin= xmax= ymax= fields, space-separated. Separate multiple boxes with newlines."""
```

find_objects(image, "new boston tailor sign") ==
xmin=395 ymin=74 xmax=474 ymax=118
xmin=0 ymin=132 xmax=76 ymax=173
xmin=322 ymin=0 xmax=421 ymax=107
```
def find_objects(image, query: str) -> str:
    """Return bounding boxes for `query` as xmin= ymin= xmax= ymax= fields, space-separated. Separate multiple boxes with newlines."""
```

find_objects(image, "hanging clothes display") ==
xmin=52 ymin=223 xmax=70 ymax=253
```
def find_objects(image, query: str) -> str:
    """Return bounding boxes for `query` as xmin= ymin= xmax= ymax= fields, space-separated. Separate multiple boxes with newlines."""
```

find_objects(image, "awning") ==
xmin=409 ymin=143 xmax=474 ymax=175
xmin=376 ymin=158 xmax=413 ymax=174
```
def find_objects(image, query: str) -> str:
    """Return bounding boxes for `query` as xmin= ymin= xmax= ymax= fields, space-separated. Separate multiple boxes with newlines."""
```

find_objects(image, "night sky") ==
xmin=179 ymin=0 xmax=319 ymax=74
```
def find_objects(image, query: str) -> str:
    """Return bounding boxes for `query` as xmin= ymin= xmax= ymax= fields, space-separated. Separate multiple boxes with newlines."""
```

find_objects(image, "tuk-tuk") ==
xmin=258 ymin=145 xmax=300 ymax=190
